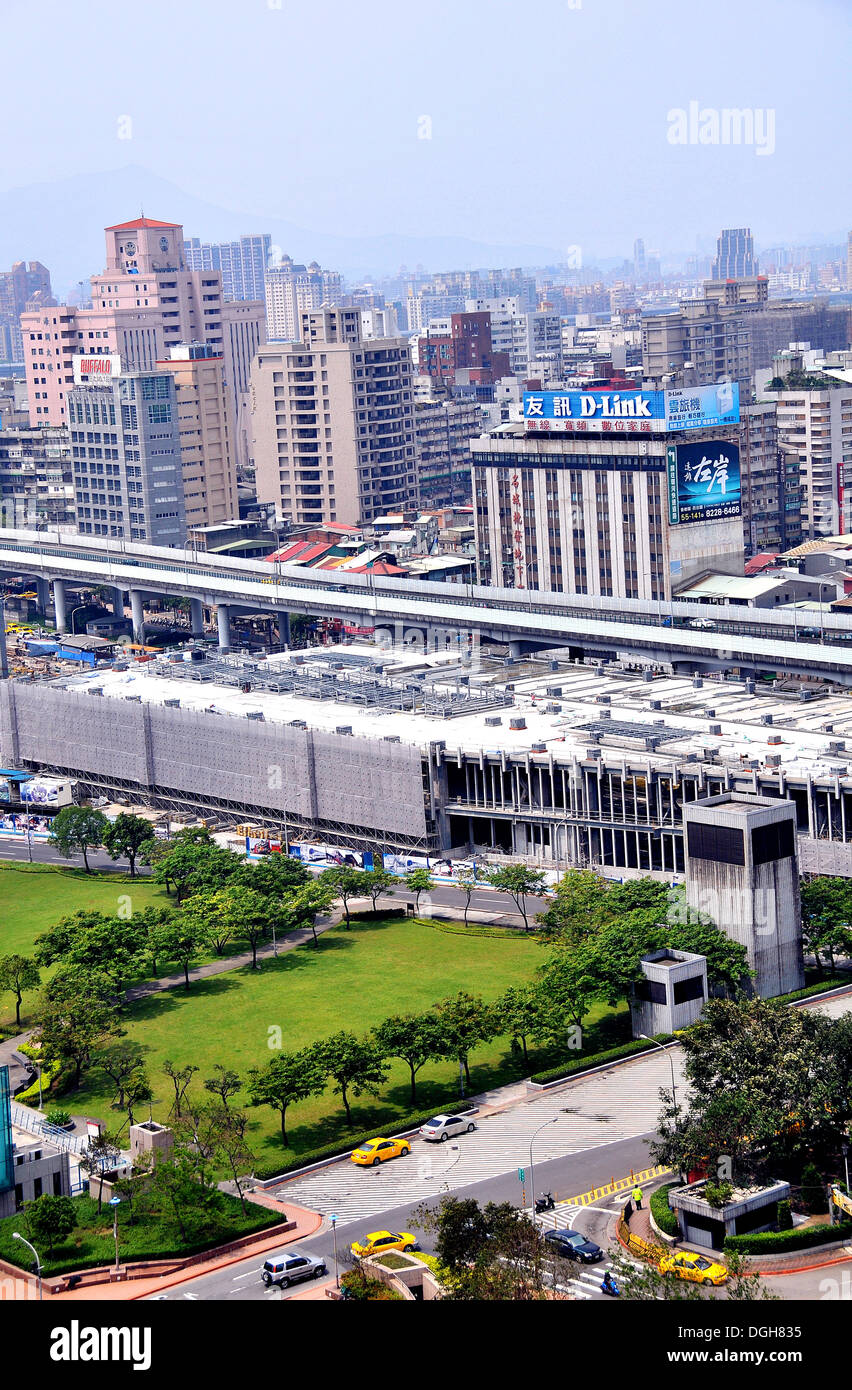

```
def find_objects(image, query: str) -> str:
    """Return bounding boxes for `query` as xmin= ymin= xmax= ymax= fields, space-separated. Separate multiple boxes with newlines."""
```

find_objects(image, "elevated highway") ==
xmin=2 ymin=528 xmax=852 ymax=684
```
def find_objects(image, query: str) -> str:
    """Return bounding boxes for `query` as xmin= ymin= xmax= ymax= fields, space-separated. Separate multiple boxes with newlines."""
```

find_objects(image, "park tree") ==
xmin=361 ymin=867 xmax=396 ymax=912
xmin=147 ymin=829 xmax=240 ymax=902
xmin=162 ymin=1060 xmax=199 ymax=1119
xmin=122 ymin=1068 xmax=153 ymax=1127
xmin=179 ymin=889 xmax=238 ymax=958
xmin=48 ymin=805 xmax=110 ymax=872
xmin=433 ymin=991 xmax=497 ymax=1088
xmin=415 ymin=1196 xmax=550 ymax=1300
xmin=485 ymin=864 xmax=547 ymax=932
xmin=204 ymin=1103 xmax=255 ymax=1214
xmin=132 ymin=906 xmax=175 ymax=976
xmin=536 ymin=868 xmax=609 ymax=943
xmin=204 ymin=1064 xmax=242 ymax=1110
xmin=36 ymin=911 xmax=147 ymax=992
xmin=801 ymin=877 xmax=852 ymax=976
xmin=24 ymin=1194 xmax=76 ymax=1254
xmin=153 ymin=913 xmax=212 ymax=990
xmin=96 ymin=1041 xmax=148 ymax=1114
xmin=186 ymin=885 xmax=286 ymax=969
xmin=134 ymin=1137 xmax=222 ymax=1246
xmin=280 ymin=881 xmax=336 ymax=948
xmin=535 ymin=947 xmax=599 ymax=1036
xmin=372 ymin=1012 xmax=445 ymax=1105
xmin=404 ymin=867 xmax=435 ymax=916
xmin=78 ymin=1130 xmax=122 ymax=1214
xmin=0 ymin=954 xmax=41 ymax=1028
xmin=102 ymin=812 xmax=155 ymax=878
xmin=650 ymin=998 xmax=851 ymax=1183
xmin=497 ymin=984 xmax=550 ymax=1066
xmin=316 ymin=1031 xmax=388 ymax=1127
xmin=412 ymin=1196 xmax=488 ymax=1273
xmin=35 ymin=968 xmax=122 ymax=1088
xmin=319 ymin=865 xmax=369 ymax=929
xmin=454 ymin=866 xmax=477 ymax=928
xmin=233 ymin=853 xmax=310 ymax=898
xmin=246 ymin=1047 xmax=327 ymax=1146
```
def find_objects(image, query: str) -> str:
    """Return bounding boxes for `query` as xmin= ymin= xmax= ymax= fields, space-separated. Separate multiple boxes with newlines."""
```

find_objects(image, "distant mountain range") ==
xmin=0 ymin=164 xmax=565 ymax=295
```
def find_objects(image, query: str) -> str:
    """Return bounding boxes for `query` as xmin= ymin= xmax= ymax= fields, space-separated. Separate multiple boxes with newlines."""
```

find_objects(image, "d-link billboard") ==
xmin=523 ymin=382 xmax=739 ymax=434
xmin=667 ymin=440 xmax=741 ymax=525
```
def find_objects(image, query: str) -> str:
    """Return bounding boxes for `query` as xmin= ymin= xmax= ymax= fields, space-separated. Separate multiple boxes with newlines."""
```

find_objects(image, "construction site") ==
xmin=1 ymin=639 xmax=852 ymax=875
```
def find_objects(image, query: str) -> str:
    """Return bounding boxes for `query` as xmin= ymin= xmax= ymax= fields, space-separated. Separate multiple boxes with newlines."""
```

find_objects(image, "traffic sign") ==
xmin=517 ymin=1168 xmax=525 ymax=1182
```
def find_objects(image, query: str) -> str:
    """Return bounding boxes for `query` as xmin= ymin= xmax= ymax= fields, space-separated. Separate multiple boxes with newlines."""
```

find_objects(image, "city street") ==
xmin=0 ymin=834 xmax=551 ymax=924
xmin=142 ymin=1131 xmax=655 ymax=1302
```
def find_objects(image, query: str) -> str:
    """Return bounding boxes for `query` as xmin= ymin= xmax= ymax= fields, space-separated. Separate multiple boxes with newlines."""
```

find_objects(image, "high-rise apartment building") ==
xmin=712 ymin=227 xmax=756 ymax=279
xmin=767 ymin=378 xmax=852 ymax=538
xmin=420 ymin=312 xmax=511 ymax=386
xmin=642 ymin=297 xmax=850 ymax=396
xmin=68 ymin=364 xmax=185 ymax=545
xmin=0 ymin=261 xmax=53 ymax=363
xmin=738 ymin=401 xmax=803 ymax=556
xmin=158 ymin=343 xmax=237 ymax=527
xmin=847 ymin=232 xmax=852 ymax=292
xmin=633 ymin=238 xmax=647 ymax=282
xmin=414 ymin=394 xmax=484 ymax=508
xmin=21 ymin=218 xmax=265 ymax=439
xmin=251 ymin=307 xmax=418 ymax=527
xmin=703 ymin=277 xmax=769 ymax=307
xmin=465 ymin=297 xmax=564 ymax=378
xmin=183 ymin=234 xmax=271 ymax=300
xmin=264 ymin=257 xmax=345 ymax=341
xmin=0 ymin=423 xmax=73 ymax=528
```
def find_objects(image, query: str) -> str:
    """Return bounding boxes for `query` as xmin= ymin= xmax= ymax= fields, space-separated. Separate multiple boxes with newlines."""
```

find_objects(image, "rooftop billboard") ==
xmin=523 ymin=382 xmax=739 ymax=434
xmin=666 ymin=440 xmax=741 ymax=525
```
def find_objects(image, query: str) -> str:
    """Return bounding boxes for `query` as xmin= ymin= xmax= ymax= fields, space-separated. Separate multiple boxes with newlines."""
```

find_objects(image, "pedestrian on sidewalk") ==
xmin=632 ymin=1184 xmax=643 ymax=1210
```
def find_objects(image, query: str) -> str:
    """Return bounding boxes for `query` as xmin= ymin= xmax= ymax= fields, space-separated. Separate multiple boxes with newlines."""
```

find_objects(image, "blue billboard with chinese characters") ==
xmin=667 ymin=440 xmax=741 ymax=525
xmin=523 ymin=382 xmax=739 ymax=434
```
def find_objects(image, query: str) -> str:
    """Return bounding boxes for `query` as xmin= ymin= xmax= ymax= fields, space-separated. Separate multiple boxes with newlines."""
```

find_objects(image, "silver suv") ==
xmin=419 ymin=1114 xmax=477 ymax=1143
xmin=261 ymin=1249 xmax=327 ymax=1288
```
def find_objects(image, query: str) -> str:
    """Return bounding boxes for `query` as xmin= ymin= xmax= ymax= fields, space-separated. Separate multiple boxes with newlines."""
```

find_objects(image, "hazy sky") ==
xmin=4 ymin=0 xmax=851 ymax=261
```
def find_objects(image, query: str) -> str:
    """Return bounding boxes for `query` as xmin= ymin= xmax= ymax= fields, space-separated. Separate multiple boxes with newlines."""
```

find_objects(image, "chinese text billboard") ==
xmin=667 ymin=441 xmax=741 ymax=525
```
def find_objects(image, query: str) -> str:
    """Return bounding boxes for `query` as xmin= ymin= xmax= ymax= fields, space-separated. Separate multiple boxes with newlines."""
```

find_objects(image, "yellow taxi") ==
xmin=350 ymin=1136 xmax=411 ymax=1166
xmin=350 ymin=1230 xmax=420 ymax=1258
xmin=659 ymin=1250 xmax=728 ymax=1286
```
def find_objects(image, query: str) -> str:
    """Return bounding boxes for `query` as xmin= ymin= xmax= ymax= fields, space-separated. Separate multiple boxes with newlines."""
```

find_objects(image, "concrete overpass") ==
xmin=3 ymin=527 xmax=852 ymax=684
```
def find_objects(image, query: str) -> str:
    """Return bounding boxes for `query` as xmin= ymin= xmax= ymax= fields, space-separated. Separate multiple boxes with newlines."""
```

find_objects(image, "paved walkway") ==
xmin=125 ymin=912 xmax=340 ymax=1001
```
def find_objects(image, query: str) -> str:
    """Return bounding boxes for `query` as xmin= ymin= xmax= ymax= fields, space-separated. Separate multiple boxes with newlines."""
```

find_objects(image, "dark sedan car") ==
xmin=544 ymin=1229 xmax=604 ymax=1264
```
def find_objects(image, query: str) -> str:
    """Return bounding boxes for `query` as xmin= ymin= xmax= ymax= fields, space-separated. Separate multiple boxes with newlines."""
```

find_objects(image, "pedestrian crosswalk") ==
xmin=271 ymin=1051 xmax=684 ymax=1226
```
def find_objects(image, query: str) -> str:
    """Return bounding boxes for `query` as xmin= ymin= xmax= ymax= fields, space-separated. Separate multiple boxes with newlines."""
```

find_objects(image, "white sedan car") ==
xmin=419 ymin=1114 xmax=477 ymax=1143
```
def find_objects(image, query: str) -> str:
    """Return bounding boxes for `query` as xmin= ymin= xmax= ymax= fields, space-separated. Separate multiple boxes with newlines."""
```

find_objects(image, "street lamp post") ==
xmin=528 ymin=1115 xmax=559 ymax=1214
xmin=109 ymin=1195 xmax=121 ymax=1273
xmin=639 ymin=1033 xmax=679 ymax=1123
xmin=12 ymin=1232 xmax=42 ymax=1300
xmin=842 ymin=1142 xmax=850 ymax=1194
xmin=330 ymin=1213 xmax=339 ymax=1288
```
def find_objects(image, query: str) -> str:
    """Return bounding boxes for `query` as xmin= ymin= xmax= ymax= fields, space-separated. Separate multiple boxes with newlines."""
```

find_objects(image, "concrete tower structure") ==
xmin=683 ymin=792 xmax=805 ymax=998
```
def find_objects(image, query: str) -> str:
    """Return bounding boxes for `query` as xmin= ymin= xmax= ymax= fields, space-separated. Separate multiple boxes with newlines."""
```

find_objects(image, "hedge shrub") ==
xmin=774 ymin=975 xmax=848 ymax=1006
xmin=251 ymin=1105 xmax=477 ymax=1181
xmin=724 ymin=1221 xmax=852 ymax=1256
xmin=15 ymin=1059 xmax=60 ymax=1105
xmin=530 ymin=1034 xmax=674 ymax=1087
xmin=423 ymin=919 xmax=521 ymax=940
xmin=650 ymin=1182 xmax=680 ymax=1238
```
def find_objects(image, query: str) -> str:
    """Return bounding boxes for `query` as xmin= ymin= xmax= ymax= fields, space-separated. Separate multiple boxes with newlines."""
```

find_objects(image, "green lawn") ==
xmin=0 ymin=865 xmax=169 ymax=1030
xmin=0 ymin=1193 xmax=282 ymax=1277
xmin=64 ymin=914 xmax=627 ymax=1173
